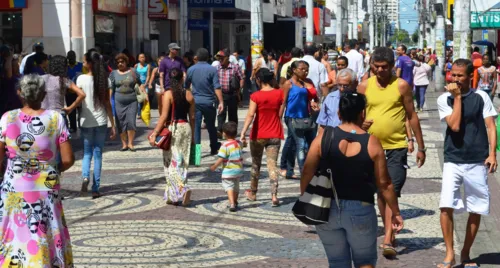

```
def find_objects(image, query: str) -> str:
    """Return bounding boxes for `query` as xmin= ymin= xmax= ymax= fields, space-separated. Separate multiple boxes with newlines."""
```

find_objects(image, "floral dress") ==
xmin=0 ymin=109 xmax=73 ymax=267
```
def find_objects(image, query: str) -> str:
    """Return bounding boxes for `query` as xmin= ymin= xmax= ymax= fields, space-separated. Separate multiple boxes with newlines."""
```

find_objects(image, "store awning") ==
xmin=0 ymin=0 xmax=27 ymax=10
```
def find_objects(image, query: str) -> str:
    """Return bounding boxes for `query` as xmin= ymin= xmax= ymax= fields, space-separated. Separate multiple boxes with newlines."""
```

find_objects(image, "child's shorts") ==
xmin=222 ymin=178 xmax=240 ymax=192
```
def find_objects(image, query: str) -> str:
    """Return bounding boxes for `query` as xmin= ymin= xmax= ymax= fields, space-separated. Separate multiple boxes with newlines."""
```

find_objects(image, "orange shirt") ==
xmin=472 ymin=58 xmax=483 ymax=89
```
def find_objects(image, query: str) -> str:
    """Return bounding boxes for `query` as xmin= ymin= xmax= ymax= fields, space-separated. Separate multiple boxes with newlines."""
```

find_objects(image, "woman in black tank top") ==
xmin=149 ymin=68 xmax=195 ymax=207
xmin=300 ymin=92 xmax=404 ymax=266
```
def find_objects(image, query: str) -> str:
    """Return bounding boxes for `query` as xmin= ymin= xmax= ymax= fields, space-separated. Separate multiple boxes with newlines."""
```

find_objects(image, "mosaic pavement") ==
xmin=59 ymin=96 xmax=482 ymax=267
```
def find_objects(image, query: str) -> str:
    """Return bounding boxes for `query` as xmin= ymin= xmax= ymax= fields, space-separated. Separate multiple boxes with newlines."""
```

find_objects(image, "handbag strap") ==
xmin=169 ymin=92 xmax=176 ymax=126
xmin=320 ymin=126 xmax=340 ymax=209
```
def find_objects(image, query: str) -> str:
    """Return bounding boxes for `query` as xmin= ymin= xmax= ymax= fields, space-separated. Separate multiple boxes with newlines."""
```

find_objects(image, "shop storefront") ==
xmin=0 ymin=0 xmax=27 ymax=53
xmin=93 ymin=0 xmax=137 ymax=54
xmin=149 ymin=0 xmax=178 ymax=56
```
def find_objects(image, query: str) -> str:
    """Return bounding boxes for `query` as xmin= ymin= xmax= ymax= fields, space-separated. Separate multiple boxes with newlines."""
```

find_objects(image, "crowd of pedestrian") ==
xmin=0 ymin=36 xmax=497 ymax=268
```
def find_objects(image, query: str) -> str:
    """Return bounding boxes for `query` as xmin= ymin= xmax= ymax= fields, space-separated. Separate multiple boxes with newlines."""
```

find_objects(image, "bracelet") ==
xmin=153 ymin=129 xmax=159 ymax=135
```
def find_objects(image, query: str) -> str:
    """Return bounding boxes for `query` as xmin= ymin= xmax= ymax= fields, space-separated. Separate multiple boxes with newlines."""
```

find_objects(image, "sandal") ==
xmin=437 ymin=260 xmax=456 ymax=268
xmin=120 ymin=147 xmax=129 ymax=152
xmin=461 ymin=259 xmax=478 ymax=268
xmin=382 ymin=244 xmax=397 ymax=258
xmin=245 ymin=189 xmax=257 ymax=201
xmin=182 ymin=190 xmax=192 ymax=207
xmin=128 ymin=147 xmax=136 ymax=152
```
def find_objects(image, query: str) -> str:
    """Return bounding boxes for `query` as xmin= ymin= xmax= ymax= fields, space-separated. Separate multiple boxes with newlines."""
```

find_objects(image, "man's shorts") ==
xmin=385 ymin=148 xmax=408 ymax=197
xmin=222 ymin=178 xmax=240 ymax=192
xmin=440 ymin=162 xmax=490 ymax=215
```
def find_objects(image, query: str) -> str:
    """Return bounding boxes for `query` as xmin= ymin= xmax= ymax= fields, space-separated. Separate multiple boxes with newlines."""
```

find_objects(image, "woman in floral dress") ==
xmin=0 ymin=74 xmax=75 ymax=267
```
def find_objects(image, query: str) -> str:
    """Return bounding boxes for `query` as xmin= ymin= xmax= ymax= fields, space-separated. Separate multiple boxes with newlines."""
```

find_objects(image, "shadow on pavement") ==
xmin=472 ymin=253 xmax=500 ymax=265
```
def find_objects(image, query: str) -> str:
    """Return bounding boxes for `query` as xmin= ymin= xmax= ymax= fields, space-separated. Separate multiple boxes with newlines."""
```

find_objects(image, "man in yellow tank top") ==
xmin=357 ymin=47 xmax=427 ymax=258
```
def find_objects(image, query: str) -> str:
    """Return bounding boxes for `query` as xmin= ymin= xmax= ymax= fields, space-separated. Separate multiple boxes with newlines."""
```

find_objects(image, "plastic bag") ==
xmin=141 ymin=100 xmax=151 ymax=126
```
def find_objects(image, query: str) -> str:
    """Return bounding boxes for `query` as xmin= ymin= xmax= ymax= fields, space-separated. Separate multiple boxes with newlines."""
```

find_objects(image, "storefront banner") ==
xmin=0 ymin=0 xmax=27 ymax=9
xmin=471 ymin=0 xmax=500 ymax=29
xmin=324 ymin=8 xmax=331 ymax=27
xmin=95 ymin=15 xmax=114 ymax=33
xmin=187 ymin=0 xmax=235 ymax=8
xmin=94 ymin=0 xmax=137 ymax=15
xmin=149 ymin=0 xmax=168 ymax=19
xmin=188 ymin=19 xmax=209 ymax=31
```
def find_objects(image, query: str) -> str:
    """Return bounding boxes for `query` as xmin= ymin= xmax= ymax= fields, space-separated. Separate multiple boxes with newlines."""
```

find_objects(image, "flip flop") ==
xmin=272 ymin=200 xmax=280 ymax=207
xmin=128 ymin=147 xmax=136 ymax=152
xmin=436 ymin=260 xmax=456 ymax=268
xmin=245 ymin=189 xmax=257 ymax=201
xmin=382 ymin=244 xmax=397 ymax=258
xmin=120 ymin=147 xmax=129 ymax=152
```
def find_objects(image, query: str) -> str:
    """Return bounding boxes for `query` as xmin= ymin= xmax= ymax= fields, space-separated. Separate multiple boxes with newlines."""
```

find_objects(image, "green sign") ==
xmin=471 ymin=12 xmax=500 ymax=29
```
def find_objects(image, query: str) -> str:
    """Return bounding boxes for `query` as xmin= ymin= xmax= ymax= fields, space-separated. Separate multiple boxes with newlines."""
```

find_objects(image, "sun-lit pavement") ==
xmin=59 ymin=91 xmax=500 ymax=267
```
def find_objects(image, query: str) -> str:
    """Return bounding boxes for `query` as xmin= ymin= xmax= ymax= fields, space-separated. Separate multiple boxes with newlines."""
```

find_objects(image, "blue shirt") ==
xmin=285 ymin=81 xmax=309 ymax=119
xmin=316 ymin=90 xmax=341 ymax=127
xmin=397 ymin=55 xmax=415 ymax=86
xmin=67 ymin=62 xmax=84 ymax=82
xmin=185 ymin=62 xmax=221 ymax=104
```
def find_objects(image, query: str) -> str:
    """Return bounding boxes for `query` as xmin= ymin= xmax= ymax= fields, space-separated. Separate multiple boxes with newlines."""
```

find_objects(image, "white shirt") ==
xmin=302 ymin=55 xmax=328 ymax=98
xmin=19 ymin=52 xmax=35 ymax=75
xmin=77 ymin=75 xmax=108 ymax=128
xmin=345 ymin=49 xmax=365 ymax=81
xmin=211 ymin=60 xmax=220 ymax=67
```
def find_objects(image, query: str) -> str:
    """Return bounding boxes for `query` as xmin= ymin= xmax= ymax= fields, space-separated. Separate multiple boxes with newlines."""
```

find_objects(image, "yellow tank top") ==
xmin=365 ymin=76 xmax=407 ymax=149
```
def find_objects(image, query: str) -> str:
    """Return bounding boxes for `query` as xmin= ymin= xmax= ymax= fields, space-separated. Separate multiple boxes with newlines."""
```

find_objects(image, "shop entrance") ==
xmin=0 ymin=12 xmax=22 ymax=53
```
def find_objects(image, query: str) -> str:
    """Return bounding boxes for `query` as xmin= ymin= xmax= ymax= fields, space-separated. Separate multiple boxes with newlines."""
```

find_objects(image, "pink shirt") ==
xmin=413 ymin=63 xmax=432 ymax=86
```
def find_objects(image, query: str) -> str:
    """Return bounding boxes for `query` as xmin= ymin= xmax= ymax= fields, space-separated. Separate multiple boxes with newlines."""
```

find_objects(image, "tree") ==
xmin=390 ymin=29 xmax=411 ymax=44
xmin=411 ymin=27 xmax=419 ymax=43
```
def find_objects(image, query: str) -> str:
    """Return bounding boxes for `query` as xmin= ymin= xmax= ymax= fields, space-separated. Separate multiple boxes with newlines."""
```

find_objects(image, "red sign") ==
xmin=93 ymin=0 xmax=137 ymax=15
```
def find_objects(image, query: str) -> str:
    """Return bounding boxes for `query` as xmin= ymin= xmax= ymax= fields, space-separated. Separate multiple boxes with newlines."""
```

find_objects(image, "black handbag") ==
xmin=291 ymin=117 xmax=316 ymax=130
xmin=292 ymin=126 xmax=339 ymax=225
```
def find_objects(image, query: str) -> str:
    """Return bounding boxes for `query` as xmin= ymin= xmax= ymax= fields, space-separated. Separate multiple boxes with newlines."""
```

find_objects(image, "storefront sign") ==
xmin=93 ymin=0 xmax=137 ymax=15
xmin=188 ymin=19 xmax=209 ymax=30
xmin=187 ymin=0 xmax=235 ymax=8
xmin=471 ymin=12 xmax=500 ymax=29
xmin=324 ymin=8 xmax=331 ymax=27
xmin=0 ymin=0 xmax=27 ymax=9
xmin=149 ymin=0 xmax=168 ymax=19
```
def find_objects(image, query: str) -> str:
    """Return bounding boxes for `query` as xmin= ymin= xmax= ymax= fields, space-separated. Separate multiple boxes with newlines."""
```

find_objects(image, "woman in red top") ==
xmin=240 ymin=68 xmax=284 ymax=206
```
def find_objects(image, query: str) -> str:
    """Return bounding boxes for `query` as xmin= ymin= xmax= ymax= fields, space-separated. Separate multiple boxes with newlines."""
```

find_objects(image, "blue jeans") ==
xmin=414 ymin=85 xmax=427 ymax=109
xmin=316 ymin=200 xmax=378 ymax=268
xmin=194 ymin=102 xmax=220 ymax=152
xmin=284 ymin=117 xmax=315 ymax=173
xmin=81 ymin=125 xmax=108 ymax=193
xmin=280 ymin=126 xmax=296 ymax=177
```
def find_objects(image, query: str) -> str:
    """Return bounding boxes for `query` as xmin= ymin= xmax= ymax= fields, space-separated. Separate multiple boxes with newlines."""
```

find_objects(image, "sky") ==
xmin=399 ymin=0 xmax=419 ymax=34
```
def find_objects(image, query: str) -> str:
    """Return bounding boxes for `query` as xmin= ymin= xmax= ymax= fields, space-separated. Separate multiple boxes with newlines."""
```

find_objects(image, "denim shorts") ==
xmin=315 ymin=199 xmax=377 ymax=268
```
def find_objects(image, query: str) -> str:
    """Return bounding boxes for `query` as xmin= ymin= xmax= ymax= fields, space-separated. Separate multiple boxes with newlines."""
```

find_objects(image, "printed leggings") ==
xmin=250 ymin=138 xmax=281 ymax=195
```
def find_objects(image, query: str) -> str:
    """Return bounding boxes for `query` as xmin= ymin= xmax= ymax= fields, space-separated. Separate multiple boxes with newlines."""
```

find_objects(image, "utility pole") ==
xmin=435 ymin=0 xmax=445 ymax=91
xmin=369 ymin=0 xmax=375 ymax=49
xmin=348 ymin=1 xmax=353 ymax=40
xmin=453 ymin=0 xmax=471 ymax=59
xmin=251 ymin=0 xmax=264 ymax=66
xmin=353 ymin=0 xmax=358 ymax=41
xmin=374 ymin=0 xmax=378 ymax=47
xmin=336 ymin=0 xmax=343 ymax=49
xmin=306 ymin=0 xmax=314 ymax=43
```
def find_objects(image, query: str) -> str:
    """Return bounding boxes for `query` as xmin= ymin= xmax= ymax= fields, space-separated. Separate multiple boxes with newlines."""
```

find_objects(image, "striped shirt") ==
xmin=218 ymin=140 xmax=243 ymax=179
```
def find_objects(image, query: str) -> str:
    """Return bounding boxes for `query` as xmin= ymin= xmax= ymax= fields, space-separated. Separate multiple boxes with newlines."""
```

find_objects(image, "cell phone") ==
xmin=155 ymin=135 xmax=164 ymax=145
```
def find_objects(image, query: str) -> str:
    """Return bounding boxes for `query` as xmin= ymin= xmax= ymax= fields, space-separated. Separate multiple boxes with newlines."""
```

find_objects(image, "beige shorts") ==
xmin=222 ymin=178 xmax=240 ymax=192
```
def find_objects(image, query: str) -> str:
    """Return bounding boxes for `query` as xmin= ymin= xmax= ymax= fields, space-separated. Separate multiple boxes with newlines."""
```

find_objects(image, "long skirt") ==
xmin=163 ymin=123 xmax=192 ymax=203
xmin=0 ymin=191 xmax=73 ymax=267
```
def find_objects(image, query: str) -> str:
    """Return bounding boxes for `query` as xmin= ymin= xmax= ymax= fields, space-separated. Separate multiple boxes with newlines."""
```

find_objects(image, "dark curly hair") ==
xmin=169 ymin=68 xmax=185 ymax=106
xmin=84 ymin=51 xmax=109 ymax=109
xmin=48 ymin=55 xmax=70 ymax=96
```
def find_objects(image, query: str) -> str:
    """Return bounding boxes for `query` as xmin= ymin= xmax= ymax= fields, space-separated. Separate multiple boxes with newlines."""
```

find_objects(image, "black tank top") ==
xmin=325 ymin=127 xmax=376 ymax=204
xmin=172 ymin=90 xmax=189 ymax=121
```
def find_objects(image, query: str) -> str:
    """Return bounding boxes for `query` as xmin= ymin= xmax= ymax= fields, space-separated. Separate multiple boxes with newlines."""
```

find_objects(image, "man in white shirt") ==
xmin=344 ymin=40 xmax=365 ymax=82
xmin=302 ymin=44 xmax=328 ymax=99
xmin=20 ymin=42 xmax=44 ymax=75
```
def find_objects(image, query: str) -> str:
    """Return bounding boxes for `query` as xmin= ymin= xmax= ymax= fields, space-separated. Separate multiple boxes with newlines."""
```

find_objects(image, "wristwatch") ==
xmin=418 ymin=147 xmax=427 ymax=152
xmin=407 ymin=137 xmax=415 ymax=142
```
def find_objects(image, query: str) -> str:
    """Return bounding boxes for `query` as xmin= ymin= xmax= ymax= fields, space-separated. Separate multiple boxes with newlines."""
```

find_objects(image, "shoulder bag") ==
xmin=292 ymin=126 xmax=340 ymax=225
xmin=150 ymin=98 xmax=176 ymax=151
xmin=131 ymin=68 xmax=147 ymax=103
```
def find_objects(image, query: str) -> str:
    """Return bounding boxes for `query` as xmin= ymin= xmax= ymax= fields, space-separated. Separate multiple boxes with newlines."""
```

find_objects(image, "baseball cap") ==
xmin=33 ymin=42 xmax=44 ymax=49
xmin=216 ymin=49 xmax=230 ymax=57
xmin=168 ymin=43 xmax=181 ymax=50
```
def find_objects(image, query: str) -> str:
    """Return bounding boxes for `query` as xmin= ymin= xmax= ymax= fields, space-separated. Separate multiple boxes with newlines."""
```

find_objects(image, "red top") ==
xmin=250 ymin=89 xmax=285 ymax=140
xmin=278 ymin=52 xmax=292 ymax=65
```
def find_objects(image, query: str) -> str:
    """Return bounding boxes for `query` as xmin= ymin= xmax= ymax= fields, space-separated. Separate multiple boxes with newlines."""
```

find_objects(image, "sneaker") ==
xmin=81 ymin=178 xmax=89 ymax=192
xmin=229 ymin=204 xmax=237 ymax=212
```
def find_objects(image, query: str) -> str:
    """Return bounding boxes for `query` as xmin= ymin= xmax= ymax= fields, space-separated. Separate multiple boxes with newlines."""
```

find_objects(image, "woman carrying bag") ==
xmin=298 ymin=92 xmax=404 ymax=266
xmin=149 ymin=68 xmax=195 ymax=206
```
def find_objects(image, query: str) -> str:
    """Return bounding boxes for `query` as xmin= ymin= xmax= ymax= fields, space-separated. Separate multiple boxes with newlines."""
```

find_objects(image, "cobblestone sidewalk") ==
xmin=59 ymin=96 xmax=500 ymax=267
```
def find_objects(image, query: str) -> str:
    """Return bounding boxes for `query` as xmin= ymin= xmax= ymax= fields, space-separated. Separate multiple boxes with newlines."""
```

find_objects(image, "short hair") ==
xmin=304 ymin=44 xmax=317 ymax=56
xmin=291 ymin=47 xmax=302 ymax=58
xmin=222 ymin=121 xmax=237 ymax=138
xmin=372 ymin=47 xmax=395 ymax=66
xmin=337 ymin=68 xmax=357 ymax=83
xmin=473 ymin=47 xmax=480 ymax=52
xmin=398 ymin=44 xmax=407 ymax=53
xmin=339 ymin=92 xmax=367 ymax=123
xmin=19 ymin=74 xmax=46 ymax=107
xmin=453 ymin=58 xmax=473 ymax=75
xmin=196 ymin=48 xmax=209 ymax=62
xmin=287 ymin=60 xmax=310 ymax=79
xmin=349 ymin=39 xmax=358 ymax=48
xmin=337 ymin=56 xmax=349 ymax=66
xmin=115 ymin=53 xmax=129 ymax=64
